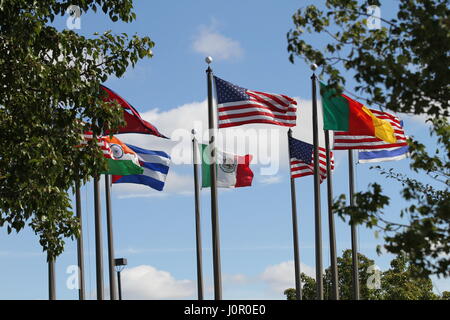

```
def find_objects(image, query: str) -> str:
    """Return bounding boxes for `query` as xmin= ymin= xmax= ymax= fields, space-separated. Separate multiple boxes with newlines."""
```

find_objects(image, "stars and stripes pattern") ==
xmin=289 ymin=136 xmax=334 ymax=183
xmin=214 ymin=76 xmax=297 ymax=128
xmin=333 ymin=109 xmax=408 ymax=150
xmin=81 ymin=132 xmax=113 ymax=159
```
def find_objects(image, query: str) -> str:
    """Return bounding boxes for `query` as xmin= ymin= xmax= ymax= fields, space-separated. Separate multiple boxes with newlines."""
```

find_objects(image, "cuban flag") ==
xmin=112 ymin=144 xmax=170 ymax=191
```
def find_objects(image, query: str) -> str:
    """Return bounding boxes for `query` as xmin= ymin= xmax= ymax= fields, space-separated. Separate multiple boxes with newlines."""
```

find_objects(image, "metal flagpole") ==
xmin=287 ymin=129 xmax=302 ymax=300
xmin=117 ymin=270 xmax=123 ymax=300
xmin=348 ymin=150 xmax=360 ymax=300
xmin=311 ymin=67 xmax=324 ymax=299
xmin=48 ymin=255 xmax=56 ymax=300
xmin=192 ymin=130 xmax=204 ymax=300
xmin=324 ymin=130 xmax=339 ymax=300
xmin=105 ymin=174 xmax=118 ymax=300
xmin=205 ymin=56 xmax=222 ymax=300
xmin=75 ymin=181 xmax=86 ymax=300
xmin=93 ymin=175 xmax=104 ymax=300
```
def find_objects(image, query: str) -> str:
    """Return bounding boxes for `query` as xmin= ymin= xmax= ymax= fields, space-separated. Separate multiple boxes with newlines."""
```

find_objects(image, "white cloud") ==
xmin=260 ymin=260 xmax=315 ymax=293
xmin=192 ymin=23 xmax=243 ymax=61
xmin=223 ymin=273 xmax=251 ymax=285
xmin=120 ymin=97 xmax=326 ymax=165
xmin=121 ymin=265 xmax=195 ymax=300
xmin=258 ymin=175 xmax=283 ymax=185
xmin=113 ymin=96 xmax=338 ymax=197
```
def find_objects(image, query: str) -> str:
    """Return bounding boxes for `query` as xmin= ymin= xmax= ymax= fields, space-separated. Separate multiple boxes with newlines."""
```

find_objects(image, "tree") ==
xmin=0 ymin=1 xmax=154 ymax=259
xmin=324 ymin=249 xmax=380 ymax=299
xmin=287 ymin=0 xmax=449 ymax=278
xmin=284 ymin=250 xmax=440 ymax=300
xmin=380 ymin=254 xmax=438 ymax=300
xmin=284 ymin=273 xmax=317 ymax=300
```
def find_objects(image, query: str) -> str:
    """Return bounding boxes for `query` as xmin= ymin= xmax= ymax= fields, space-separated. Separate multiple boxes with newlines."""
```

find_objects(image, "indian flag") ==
xmin=102 ymin=136 xmax=144 ymax=176
xmin=200 ymin=144 xmax=253 ymax=188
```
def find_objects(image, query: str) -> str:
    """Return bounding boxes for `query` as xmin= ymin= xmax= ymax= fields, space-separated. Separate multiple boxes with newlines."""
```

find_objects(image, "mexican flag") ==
xmin=102 ymin=136 xmax=144 ymax=176
xmin=320 ymin=82 xmax=396 ymax=143
xmin=200 ymin=144 xmax=253 ymax=188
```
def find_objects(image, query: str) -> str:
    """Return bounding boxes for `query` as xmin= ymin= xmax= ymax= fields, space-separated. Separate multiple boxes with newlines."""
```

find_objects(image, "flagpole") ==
xmin=192 ymin=129 xmax=204 ymax=300
xmin=311 ymin=67 xmax=324 ymax=300
xmin=105 ymin=174 xmax=118 ymax=300
xmin=206 ymin=56 xmax=222 ymax=300
xmin=348 ymin=150 xmax=360 ymax=300
xmin=287 ymin=129 xmax=302 ymax=300
xmin=48 ymin=255 xmax=56 ymax=300
xmin=75 ymin=181 xmax=86 ymax=300
xmin=324 ymin=130 xmax=339 ymax=300
xmin=93 ymin=175 xmax=104 ymax=300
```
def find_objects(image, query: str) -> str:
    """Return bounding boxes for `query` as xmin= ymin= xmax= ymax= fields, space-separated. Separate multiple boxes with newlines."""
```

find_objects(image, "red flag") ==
xmin=100 ymin=85 xmax=167 ymax=138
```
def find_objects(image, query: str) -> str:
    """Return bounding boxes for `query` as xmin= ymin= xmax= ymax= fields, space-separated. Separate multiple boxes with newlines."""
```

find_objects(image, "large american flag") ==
xmin=214 ymin=76 xmax=297 ymax=128
xmin=289 ymin=136 xmax=334 ymax=183
xmin=334 ymin=109 xmax=407 ymax=150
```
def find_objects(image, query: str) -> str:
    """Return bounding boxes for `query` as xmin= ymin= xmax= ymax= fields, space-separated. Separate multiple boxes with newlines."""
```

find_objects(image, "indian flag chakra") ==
xmin=102 ymin=136 xmax=144 ymax=176
xmin=200 ymin=144 xmax=254 ymax=188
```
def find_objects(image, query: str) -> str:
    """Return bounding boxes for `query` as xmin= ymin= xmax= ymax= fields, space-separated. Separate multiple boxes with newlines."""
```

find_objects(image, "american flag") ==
xmin=289 ymin=136 xmax=334 ymax=183
xmin=81 ymin=132 xmax=113 ymax=159
xmin=334 ymin=109 xmax=408 ymax=150
xmin=214 ymin=76 xmax=297 ymax=128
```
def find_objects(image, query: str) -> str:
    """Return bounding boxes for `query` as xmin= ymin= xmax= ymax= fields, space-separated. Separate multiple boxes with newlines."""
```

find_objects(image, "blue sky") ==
xmin=0 ymin=0 xmax=448 ymax=300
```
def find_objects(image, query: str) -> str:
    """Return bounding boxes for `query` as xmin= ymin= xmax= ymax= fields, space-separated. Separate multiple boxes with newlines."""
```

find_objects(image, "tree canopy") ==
xmin=0 ymin=0 xmax=154 ymax=258
xmin=284 ymin=250 xmax=442 ymax=300
xmin=287 ymin=0 xmax=449 ymax=278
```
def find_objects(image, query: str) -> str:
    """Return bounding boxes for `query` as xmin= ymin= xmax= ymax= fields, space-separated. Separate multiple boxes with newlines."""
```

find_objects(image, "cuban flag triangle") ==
xmin=112 ymin=144 xmax=171 ymax=191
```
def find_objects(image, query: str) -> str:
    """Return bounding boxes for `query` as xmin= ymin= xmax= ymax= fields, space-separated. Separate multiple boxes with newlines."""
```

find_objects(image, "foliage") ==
xmin=287 ymin=0 xmax=450 ymax=277
xmin=284 ymin=250 xmax=441 ymax=300
xmin=287 ymin=0 xmax=449 ymax=117
xmin=0 ymin=0 xmax=154 ymax=259
xmin=333 ymin=119 xmax=450 ymax=277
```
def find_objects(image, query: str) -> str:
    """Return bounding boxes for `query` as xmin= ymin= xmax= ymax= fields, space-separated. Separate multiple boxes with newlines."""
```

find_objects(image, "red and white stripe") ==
xmin=333 ymin=109 xmax=408 ymax=150
xmin=218 ymin=90 xmax=297 ymax=128
xmin=290 ymin=147 xmax=334 ymax=183
xmin=81 ymin=132 xmax=113 ymax=159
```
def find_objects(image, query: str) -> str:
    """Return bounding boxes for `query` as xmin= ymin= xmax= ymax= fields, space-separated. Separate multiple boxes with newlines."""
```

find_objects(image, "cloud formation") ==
xmin=260 ymin=260 xmax=315 ymax=293
xmin=114 ymin=96 xmax=339 ymax=197
xmin=192 ymin=24 xmax=243 ymax=61
xmin=121 ymin=265 xmax=196 ymax=300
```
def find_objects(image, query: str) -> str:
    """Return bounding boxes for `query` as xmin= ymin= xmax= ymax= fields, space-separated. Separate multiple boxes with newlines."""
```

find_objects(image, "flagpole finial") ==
xmin=311 ymin=63 xmax=318 ymax=71
xmin=205 ymin=56 xmax=213 ymax=64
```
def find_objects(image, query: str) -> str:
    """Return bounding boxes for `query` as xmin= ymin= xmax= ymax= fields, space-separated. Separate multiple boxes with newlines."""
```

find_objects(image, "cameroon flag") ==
xmin=320 ymin=82 xmax=396 ymax=143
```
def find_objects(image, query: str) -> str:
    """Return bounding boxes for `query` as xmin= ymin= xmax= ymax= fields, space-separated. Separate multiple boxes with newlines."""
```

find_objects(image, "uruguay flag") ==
xmin=112 ymin=144 xmax=170 ymax=191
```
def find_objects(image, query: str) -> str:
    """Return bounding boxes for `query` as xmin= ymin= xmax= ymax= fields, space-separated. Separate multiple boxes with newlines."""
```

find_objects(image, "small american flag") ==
xmin=81 ymin=132 xmax=113 ymax=159
xmin=214 ymin=76 xmax=297 ymax=128
xmin=334 ymin=109 xmax=408 ymax=150
xmin=289 ymin=136 xmax=334 ymax=183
